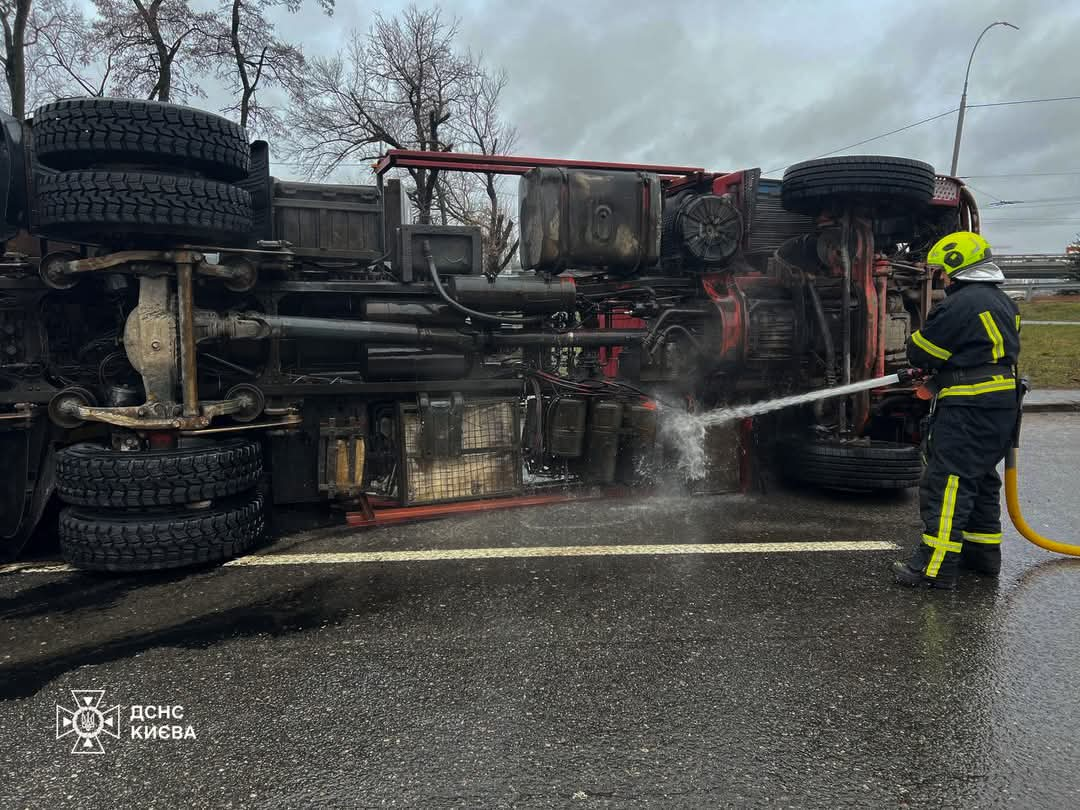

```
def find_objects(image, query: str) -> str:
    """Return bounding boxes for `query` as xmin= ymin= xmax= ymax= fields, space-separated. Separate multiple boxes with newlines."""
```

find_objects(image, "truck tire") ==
xmin=780 ymin=156 xmax=935 ymax=216
xmin=33 ymin=98 xmax=249 ymax=181
xmin=56 ymin=439 xmax=262 ymax=508
xmin=786 ymin=438 xmax=923 ymax=491
xmin=59 ymin=492 xmax=265 ymax=573
xmin=35 ymin=170 xmax=253 ymax=244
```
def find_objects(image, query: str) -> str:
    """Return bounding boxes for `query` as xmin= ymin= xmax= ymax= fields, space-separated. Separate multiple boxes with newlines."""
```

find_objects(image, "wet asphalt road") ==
xmin=1 ymin=413 xmax=1079 ymax=809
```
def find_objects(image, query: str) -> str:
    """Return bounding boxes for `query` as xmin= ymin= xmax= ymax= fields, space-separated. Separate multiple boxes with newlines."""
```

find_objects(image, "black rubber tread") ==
xmin=59 ymin=492 xmax=265 ymax=573
xmin=781 ymin=156 xmax=935 ymax=216
xmin=35 ymin=170 xmax=253 ymax=243
xmin=786 ymin=439 xmax=923 ymax=490
xmin=33 ymin=98 xmax=249 ymax=181
xmin=56 ymin=439 xmax=262 ymax=508
xmin=795 ymin=469 xmax=922 ymax=488
xmin=783 ymin=155 xmax=935 ymax=178
xmin=785 ymin=168 xmax=935 ymax=182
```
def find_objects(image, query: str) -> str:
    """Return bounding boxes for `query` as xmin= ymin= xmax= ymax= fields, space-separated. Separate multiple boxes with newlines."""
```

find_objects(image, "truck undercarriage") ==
xmin=0 ymin=98 xmax=978 ymax=570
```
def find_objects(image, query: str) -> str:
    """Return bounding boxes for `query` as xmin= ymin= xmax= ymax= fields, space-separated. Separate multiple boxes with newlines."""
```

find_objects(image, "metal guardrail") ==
xmin=997 ymin=254 xmax=1080 ymax=279
xmin=1001 ymin=280 xmax=1080 ymax=300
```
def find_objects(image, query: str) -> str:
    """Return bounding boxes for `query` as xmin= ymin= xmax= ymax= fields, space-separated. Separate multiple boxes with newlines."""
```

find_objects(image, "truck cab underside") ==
xmin=0 ymin=98 xmax=977 ymax=570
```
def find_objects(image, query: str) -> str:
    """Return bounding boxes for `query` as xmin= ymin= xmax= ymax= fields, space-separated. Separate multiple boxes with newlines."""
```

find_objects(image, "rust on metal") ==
xmin=345 ymin=488 xmax=634 ymax=528
xmin=375 ymin=149 xmax=705 ymax=178
xmin=36 ymin=248 xmax=269 ymax=291
xmin=68 ymin=396 xmax=252 ymax=431
xmin=176 ymin=261 xmax=199 ymax=417
xmin=0 ymin=405 xmax=37 ymax=422
xmin=180 ymin=414 xmax=303 ymax=436
xmin=58 ymin=249 xmax=203 ymax=276
xmin=123 ymin=276 xmax=177 ymax=404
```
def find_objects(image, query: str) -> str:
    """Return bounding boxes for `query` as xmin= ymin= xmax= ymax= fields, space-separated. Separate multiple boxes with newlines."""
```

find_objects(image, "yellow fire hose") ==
xmin=1004 ymin=446 xmax=1080 ymax=556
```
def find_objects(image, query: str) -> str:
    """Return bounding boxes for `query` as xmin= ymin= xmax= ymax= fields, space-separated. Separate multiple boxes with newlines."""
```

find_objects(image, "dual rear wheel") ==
xmin=55 ymin=439 xmax=265 ymax=572
xmin=39 ymin=100 xmax=265 ymax=571
xmin=32 ymin=98 xmax=254 ymax=245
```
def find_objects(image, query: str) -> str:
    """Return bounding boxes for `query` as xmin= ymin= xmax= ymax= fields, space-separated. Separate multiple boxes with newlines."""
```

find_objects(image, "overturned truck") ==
xmin=0 ymin=99 xmax=980 ymax=570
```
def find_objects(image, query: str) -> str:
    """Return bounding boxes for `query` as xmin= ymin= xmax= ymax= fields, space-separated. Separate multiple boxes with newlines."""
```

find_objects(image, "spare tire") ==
xmin=785 ymin=438 xmax=923 ymax=491
xmin=33 ymin=98 xmax=250 ymax=181
xmin=35 ymin=170 xmax=253 ymax=244
xmin=56 ymin=438 xmax=262 ymax=508
xmin=59 ymin=491 xmax=265 ymax=573
xmin=781 ymin=156 xmax=935 ymax=216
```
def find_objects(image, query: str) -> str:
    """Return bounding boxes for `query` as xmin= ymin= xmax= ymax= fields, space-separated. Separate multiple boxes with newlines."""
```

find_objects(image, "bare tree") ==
xmin=207 ymin=0 xmax=332 ymax=134
xmin=0 ymin=0 xmax=32 ymax=117
xmin=285 ymin=5 xmax=482 ymax=224
xmin=31 ymin=0 xmax=116 ymax=101
xmin=2 ymin=0 xmax=113 ymax=116
xmin=91 ymin=0 xmax=214 ymax=102
xmin=440 ymin=68 xmax=519 ymax=274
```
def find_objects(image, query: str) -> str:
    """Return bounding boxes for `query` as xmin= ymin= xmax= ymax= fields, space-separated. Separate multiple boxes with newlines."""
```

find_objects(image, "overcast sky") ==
xmin=256 ymin=0 xmax=1079 ymax=253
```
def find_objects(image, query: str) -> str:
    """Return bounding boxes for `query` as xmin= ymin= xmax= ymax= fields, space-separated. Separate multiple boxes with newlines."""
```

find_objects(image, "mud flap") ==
xmin=0 ymin=416 xmax=53 ymax=561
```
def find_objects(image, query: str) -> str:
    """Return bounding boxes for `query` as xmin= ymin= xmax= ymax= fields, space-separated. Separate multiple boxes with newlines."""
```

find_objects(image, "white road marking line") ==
xmin=225 ymin=540 xmax=899 ymax=566
xmin=0 ymin=562 xmax=74 ymax=574
xmin=0 ymin=540 xmax=899 ymax=575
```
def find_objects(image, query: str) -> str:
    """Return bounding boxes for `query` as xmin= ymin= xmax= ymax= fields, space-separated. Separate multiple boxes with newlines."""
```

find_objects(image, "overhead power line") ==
xmin=760 ymin=109 xmax=954 ymax=174
xmin=963 ymin=181 xmax=1005 ymax=203
xmin=769 ymin=94 xmax=1080 ymax=175
xmin=985 ymin=201 xmax=1080 ymax=210
xmin=960 ymin=171 xmax=1080 ymax=178
xmin=1008 ymin=195 xmax=1080 ymax=203
xmin=967 ymin=95 xmax=1080 ymax=109
xmin=982 ymin=218 xmax=1080 ymax=224
xmin=986 ymin=193 xmax=1080 ymax=207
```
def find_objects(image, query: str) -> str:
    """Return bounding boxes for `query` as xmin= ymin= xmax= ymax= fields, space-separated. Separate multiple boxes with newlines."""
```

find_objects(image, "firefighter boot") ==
xmin=892 ymin=543 xmax=958 ymax=590
xmin=959 ymin=540 xmax=1002 ymax=577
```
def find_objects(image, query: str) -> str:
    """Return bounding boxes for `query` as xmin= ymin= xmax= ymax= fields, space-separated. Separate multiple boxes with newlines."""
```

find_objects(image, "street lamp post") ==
xmin=949 ymin=20 xmax=1019 ymax=176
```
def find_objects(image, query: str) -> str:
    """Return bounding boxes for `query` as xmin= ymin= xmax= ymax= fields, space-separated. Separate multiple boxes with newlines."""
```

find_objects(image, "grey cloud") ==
xmin=262 ymin=0 xmax=1080 ymax=252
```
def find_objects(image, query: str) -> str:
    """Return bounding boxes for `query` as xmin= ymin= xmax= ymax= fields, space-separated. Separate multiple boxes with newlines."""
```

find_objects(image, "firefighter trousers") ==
xmin=910 ymin=404 xmax=1017 ymax=580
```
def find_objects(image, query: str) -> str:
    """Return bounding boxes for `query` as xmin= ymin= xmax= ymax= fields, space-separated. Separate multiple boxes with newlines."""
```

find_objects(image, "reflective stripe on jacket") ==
xmin=906 ymin=281 xmax=1021 ymax=408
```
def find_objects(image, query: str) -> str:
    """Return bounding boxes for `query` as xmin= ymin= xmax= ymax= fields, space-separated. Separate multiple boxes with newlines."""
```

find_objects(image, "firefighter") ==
xmin=893 ymin=231 xmax=1020 ymax=590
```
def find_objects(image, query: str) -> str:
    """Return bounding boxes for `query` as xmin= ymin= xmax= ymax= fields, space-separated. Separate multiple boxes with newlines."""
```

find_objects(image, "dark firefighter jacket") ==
xmin=906 ymin=279 xmax=1021 ymax=408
